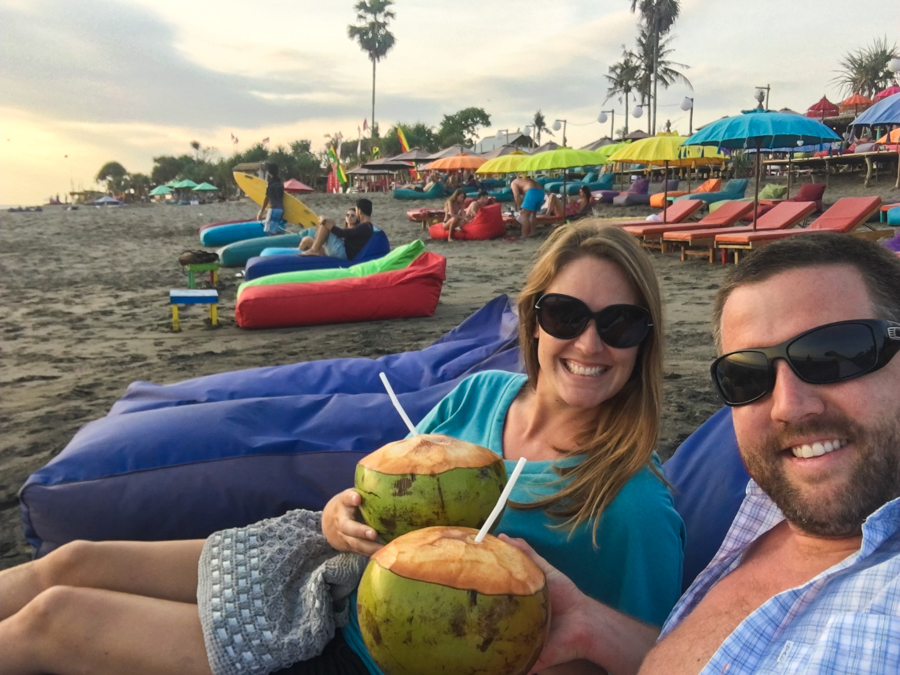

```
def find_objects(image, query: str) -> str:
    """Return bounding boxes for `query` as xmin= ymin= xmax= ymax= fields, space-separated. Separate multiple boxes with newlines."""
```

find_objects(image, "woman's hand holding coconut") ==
xmin=322 ymin=487 xmax=382 ymax=556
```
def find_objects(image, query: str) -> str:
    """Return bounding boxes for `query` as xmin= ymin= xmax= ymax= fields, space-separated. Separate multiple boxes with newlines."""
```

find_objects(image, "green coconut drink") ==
xmin=354 ymin=434 xmax=506 ymax=541
xmin=357 ymin=526 xmax=550 ymax=675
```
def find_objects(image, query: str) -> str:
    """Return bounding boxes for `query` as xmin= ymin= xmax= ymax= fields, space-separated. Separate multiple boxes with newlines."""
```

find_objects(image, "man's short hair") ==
xmin=477 ymin=190 xmax=489 ymax=198
xmin=266 ymin=163 xmax=280 ymax=178
xmin=712 ymin=233 xmax=900 ymax=350
xmin=356 ymin=198 xmax=373 ymax=217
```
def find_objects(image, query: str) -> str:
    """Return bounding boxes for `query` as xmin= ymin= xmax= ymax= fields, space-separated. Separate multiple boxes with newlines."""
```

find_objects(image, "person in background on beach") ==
xmin=0 ymin=225 xmax=684 ymax=675
xmin=508 ymin=233 xmax=900 ymax=675
xmin=442 ymin=189 xmax=467 ymax=240
xmin=256 ymin=163 xmax=286 ymax=235
xmin=546 ymin=185 xmax=594 ymax=222
xmin=300 ymin=198 xmax=375 ymax=261
xmin=511 ymin=174 xmax=545 ymax=238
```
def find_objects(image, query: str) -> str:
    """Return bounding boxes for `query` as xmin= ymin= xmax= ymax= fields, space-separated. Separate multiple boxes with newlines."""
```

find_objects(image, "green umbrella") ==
xmin=192 ymin=182 xmax=219 ymax=192
xmin=173 ymin=179 xmax=198 ymax=189
xmin=149 ymin=185 xmax=173 ymax=196
xmin=518 ymin=148 xmax=608 ymax=206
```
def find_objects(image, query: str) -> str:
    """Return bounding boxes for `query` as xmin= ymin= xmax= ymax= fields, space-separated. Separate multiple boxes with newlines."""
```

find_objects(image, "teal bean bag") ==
xmin=392 ymin=184 xmax=446 ymax=200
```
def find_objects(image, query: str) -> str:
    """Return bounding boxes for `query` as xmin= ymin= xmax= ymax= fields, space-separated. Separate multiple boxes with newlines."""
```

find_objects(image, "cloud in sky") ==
xmin=1 ymin=0 xmax=898 ymax=203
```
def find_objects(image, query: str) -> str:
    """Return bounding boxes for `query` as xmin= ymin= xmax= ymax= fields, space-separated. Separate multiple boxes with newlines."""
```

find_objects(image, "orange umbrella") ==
xmin=877 ymin=128 xmax=900 ymax=144
xmin=423 ymin=153 xmax=487 ymax=171
xmin=839 ymin=93 xmax=873 ymax=115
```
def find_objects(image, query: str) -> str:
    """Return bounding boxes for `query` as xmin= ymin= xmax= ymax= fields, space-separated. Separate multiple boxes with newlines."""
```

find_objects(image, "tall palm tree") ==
xmin=832 ymin=37 xmax=899 ymax=98
xmin=531 ymin=110 xmax=553 ymax=145
xmin=632 ymin=29 xmax=692 ymax=123
xmin=630 ymin=0 xmax=681 ymax=133
xmin=347 ymin=0 xmax=396 ymax=138
xmin=605 ymin=53 xmax=642 ymax=136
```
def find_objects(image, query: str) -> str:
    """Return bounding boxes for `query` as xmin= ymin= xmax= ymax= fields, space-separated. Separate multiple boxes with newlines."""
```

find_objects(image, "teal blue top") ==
xmin=343 ymin=370 xmax=685 ymax=673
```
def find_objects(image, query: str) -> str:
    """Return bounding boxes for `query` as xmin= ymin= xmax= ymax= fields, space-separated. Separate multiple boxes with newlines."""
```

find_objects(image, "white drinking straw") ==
xmin=379 ymin=372 xmax=418 ymax=436
xmin=475 ymin=457 xmax=527 ymax=543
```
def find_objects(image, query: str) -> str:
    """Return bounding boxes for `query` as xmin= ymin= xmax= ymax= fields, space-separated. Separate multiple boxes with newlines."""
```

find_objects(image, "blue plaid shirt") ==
xmin=660 ymin=480 xmax=900 ymax=674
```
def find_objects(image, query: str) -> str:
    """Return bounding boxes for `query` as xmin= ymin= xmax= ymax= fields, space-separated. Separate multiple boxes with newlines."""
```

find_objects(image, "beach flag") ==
xmin=327 ymin=146 xmax=347 ymax=185
xmin=262 ymin=137 xmax=270 ymax=144
xmin=231 ymin=133 xmax=239 ymax=145
xmin=372 ymin=146 xmax=380 ymax=158
xmin=363 ymin=118 xmax=368 ymax=134
xmin=397 ymin=127 xmax=418 ymax=179
xmin=357 ymin=126 xmax=362 ymax=158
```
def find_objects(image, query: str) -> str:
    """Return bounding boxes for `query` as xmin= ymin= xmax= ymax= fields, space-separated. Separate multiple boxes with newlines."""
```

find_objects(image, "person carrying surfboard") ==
xmin=256 ymin=163 xmax=286 ymax=235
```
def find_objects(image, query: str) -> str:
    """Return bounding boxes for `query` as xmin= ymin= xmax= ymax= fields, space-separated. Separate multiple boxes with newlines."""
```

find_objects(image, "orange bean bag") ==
xmin=428 ymin=203 xmax=507 ymax=241
xmin=650 ymin=178 xmax=721 ymax=208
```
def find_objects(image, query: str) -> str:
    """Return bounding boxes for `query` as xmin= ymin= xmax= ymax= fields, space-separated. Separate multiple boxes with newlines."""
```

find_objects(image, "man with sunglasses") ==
xmin=300 ymin=198 xmax=374 ymax=260
xmin=506 ymin=233 xmax=900 ymax=674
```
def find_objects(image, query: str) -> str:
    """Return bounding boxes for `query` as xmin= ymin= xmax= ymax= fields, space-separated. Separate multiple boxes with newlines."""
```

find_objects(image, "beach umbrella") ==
xmin=390 ymin=149 xmax=434 ymax=163
xmin=173 ymin=179 xmax=198 ymax=189
xmin=423 ymin=153 xmax=487 ymax=171
xmin=518 ymin=147 xmax=609 ymax=205
xmin=476 ymin=153 xmax=528 ymax=175
xmin=594 ymin=141 xmax=631 ymax=162
xmin=608 ymin=134 xmax=725 ymax=222
xmin=805 ymin=96 xmax=839 ymax=120
xmin=877 ymin=128 xmax=900 ymax=144
xmin=874 ymin=84 xmax=900 ymax=101
xmin=362 ymin=157 xmax=415 ymax=171
xmin=624 ymin=129 xmax=650 ymax=140
xmin=580 ymin=137 xmax=615 ymax=151
xmin=529 ymin=141 xmax=561 ymax=154
xmin=851 ymin=93 xmax=900 ymax=127
xmin=149 ymin=185 xmax=173 ymax=196
xmin=427 ymin=144 xmax=472 ymax=160
xmin=282 ymin=178 xmax=314 ymax=194
xmin=479 ymin=144 xmax=524 ymax=160
xmin=192 ymin=182 xmax=218 ymax=192
xmin=683 ymin=109 xmax=841 ymax=229
xmin=839 ymin=93 xmax=873 ymax=115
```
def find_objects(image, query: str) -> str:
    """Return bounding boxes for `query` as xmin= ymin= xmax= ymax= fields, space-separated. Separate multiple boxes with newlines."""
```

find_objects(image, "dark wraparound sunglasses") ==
xmin=534 ymin=293 xmax=652 ymax=349
xmin=711 ymin=319 xmax=900 ymax=407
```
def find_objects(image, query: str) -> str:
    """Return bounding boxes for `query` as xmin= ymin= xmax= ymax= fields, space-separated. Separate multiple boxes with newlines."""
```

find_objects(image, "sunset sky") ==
xmin=2 ymin=0 xmax=897 ymax=204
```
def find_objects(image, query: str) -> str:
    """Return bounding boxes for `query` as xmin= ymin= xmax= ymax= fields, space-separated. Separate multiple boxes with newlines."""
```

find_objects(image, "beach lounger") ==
xmin=623 ymin=201 xmax=753 ymax=251
xmin=715 ymin=196 xmax=887 ymax=263
xmin=664 ymin=201 xmax=817 ymax=263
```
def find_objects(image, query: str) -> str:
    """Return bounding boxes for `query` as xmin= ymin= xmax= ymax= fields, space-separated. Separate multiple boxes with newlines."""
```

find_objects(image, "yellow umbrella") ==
xmin=476 ymin=152 xmax=528 ymax=174
xmin=609 ymin=134 xmax=725 ymax=222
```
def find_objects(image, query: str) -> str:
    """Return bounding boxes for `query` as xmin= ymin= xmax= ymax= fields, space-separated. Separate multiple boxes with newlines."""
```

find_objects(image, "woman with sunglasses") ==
xmin=326 ymin=224 xmax=684 ymax=671
xmin=0 ymin=225 xmax=682 ymax=674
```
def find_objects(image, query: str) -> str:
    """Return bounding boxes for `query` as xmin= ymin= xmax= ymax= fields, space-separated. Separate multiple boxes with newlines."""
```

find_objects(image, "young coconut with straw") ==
xmin=327 ymin=224 xmax=685 ymax=672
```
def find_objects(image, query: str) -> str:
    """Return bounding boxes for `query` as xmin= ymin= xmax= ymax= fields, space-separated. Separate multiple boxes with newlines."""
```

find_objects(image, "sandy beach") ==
xmin=1 ymin=176 xmax=894 ymax=568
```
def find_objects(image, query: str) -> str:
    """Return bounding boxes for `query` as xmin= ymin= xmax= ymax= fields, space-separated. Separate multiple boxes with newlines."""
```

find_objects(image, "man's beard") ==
xmin=740 ymin=412 xmax=900 ymax=537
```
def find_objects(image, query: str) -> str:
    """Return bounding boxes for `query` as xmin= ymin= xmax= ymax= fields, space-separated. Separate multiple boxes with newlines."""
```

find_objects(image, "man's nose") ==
xmin=768 ymin=359 xmax=826 ymax=424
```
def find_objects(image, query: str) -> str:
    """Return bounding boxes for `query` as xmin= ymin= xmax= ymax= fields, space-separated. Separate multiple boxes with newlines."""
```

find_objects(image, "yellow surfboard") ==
xmin=233 ymin=172 xmax=319 ymax=229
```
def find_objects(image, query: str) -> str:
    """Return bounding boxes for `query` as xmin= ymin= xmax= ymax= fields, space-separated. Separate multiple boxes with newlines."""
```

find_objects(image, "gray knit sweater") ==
xmin=197 ymin=509 xmax=367 ymax=675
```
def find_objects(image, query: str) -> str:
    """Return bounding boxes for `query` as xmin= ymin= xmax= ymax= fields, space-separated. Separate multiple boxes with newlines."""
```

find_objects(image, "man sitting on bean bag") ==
xmin=301 ymin=198 xmax=375 ymax=260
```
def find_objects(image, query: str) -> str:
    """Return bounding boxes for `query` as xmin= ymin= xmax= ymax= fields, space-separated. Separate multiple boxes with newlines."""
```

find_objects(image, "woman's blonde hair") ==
xmin=515 ymin=223 xmax=664 ymax=544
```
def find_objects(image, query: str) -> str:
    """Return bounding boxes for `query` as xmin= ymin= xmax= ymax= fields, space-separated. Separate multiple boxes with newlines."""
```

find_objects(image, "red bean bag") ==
xmin=234 ymin=252 xmax=446 ymax=329
xmin=428 ymin=203 xmax=506 ymax=241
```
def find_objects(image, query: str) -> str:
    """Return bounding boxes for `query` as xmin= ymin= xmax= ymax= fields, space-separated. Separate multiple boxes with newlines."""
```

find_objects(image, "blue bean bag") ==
xmin=488 ymin=187 xmax=514 ymax=202
xmin=199 ymin=220 xmax=266 ymax=247
xmin=392 ymin=184 xmax=446 ymax=200
xmin=19 ymin=297 xmax=522 ymax=556
xmin=662 ymin=407 xmax=749 ymax=590
xmin=243 ymin=230 xmax=391 ymax=281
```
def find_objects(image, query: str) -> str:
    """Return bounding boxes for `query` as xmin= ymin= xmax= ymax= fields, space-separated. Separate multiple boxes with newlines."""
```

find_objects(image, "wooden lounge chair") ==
xmin=664 ymin=201 xmax=817 ymax=263
xmin=715 ymin=196 xmax=887 ymax=263
xmin=622 ymin=201 xmax=753 ymax=252
xmin=608 ymin=199 xmax=704 ymax=230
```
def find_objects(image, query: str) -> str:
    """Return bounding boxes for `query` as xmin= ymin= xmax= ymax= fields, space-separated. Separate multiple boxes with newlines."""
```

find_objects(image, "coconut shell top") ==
xmin=371 ymin=526 xmax=546 ymax=596
xmin=358 ymin=433 xmax=501 ymax=475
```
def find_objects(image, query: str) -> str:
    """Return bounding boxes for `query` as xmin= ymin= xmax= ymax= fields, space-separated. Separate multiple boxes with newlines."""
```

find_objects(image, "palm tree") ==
xmin=531 ymin=110 xmax=553 ymax=145
xmin=605 ymin=53 xmax=642 ymax=136
xmin=347 ymin=0 xmax=396 ymax=137
xmin=630 ymin=0 xmax=681 ymax=133
xmin=832 ymin=37 xmax=899 ymax=98
xmin=632 ymin=28 xmax=692 ymax=131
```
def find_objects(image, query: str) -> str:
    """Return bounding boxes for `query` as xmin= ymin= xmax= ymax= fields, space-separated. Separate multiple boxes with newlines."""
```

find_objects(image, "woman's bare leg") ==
xmin=546 ymin=195 xmax=563 ymax=218
xmin=0 ymin=539 xmax=205 ymax=621
xmin=0 ymin=586 xmax=210 ymax=675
